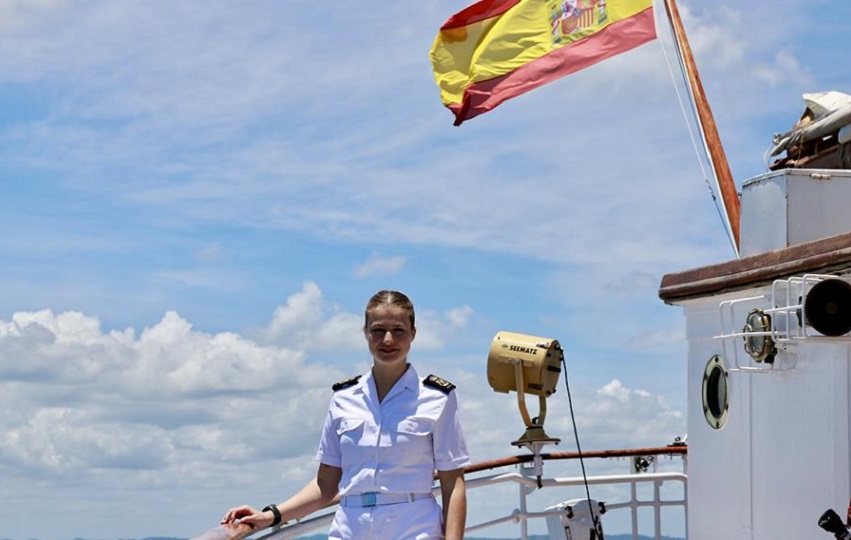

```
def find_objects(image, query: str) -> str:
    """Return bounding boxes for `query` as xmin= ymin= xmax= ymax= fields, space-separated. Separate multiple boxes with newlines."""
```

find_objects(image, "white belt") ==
xmin=340 ymin=492 xmax=432 ymax=508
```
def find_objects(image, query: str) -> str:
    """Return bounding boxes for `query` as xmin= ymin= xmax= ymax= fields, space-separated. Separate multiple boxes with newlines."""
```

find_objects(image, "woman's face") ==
xmin=364 ymin=304 xmax=416 ymax=367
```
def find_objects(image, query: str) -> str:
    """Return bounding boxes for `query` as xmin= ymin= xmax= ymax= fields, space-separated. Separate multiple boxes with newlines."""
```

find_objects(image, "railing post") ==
xmin=631 ymin=468 xmax=639 ymax=540
xmin=654 ymin=478 xmax=662 ymax=540
xmin=519 ymin=479 xmax=529 ymax=540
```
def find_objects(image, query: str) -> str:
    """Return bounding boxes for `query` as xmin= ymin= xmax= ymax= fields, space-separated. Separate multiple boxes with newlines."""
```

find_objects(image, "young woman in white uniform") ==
xmin=222 ymin=290 xmax=469 ymax=539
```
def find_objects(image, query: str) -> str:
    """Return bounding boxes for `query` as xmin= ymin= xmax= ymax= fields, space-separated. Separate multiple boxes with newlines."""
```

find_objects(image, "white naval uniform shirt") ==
xmin=316 ymin=363 xmax=470 ymax=498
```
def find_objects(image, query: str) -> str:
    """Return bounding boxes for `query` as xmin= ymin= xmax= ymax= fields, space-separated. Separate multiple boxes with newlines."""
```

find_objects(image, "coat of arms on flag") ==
xmin=550 ymin=0 xmax=608 ymax=44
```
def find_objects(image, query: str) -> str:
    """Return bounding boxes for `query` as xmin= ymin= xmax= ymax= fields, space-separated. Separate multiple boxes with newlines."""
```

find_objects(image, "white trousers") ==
xmin=328 ymin=496 xmax=444 ymax=540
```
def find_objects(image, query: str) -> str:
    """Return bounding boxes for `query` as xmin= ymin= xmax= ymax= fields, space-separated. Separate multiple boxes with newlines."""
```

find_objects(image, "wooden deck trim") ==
xmin=462 ymin=446 xmax=688 ymax=475
xmin=659 ymin=232 xmax=851 ymax=302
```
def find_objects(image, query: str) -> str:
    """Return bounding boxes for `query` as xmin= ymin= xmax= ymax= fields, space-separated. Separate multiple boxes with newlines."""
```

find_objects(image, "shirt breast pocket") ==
xmin=392 ymin=418 xmax=434 ymax=459
xmin=397 ymin=418 xmax=433 ymax=436
xmin=336 ymin=417 xmax=366 ymax=449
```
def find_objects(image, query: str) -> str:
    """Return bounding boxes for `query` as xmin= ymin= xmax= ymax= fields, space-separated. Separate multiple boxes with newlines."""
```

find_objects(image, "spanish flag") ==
xmin=430 ymin=0 xmax=656 ymax=125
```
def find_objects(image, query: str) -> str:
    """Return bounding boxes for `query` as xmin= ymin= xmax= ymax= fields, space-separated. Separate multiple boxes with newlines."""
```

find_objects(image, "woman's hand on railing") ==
xmin=221 ymin=505 xmax=274 ymax=530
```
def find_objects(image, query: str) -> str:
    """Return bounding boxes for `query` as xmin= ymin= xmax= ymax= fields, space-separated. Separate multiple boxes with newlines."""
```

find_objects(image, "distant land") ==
xmin=2 ymin=535 xmax=685 ymax=540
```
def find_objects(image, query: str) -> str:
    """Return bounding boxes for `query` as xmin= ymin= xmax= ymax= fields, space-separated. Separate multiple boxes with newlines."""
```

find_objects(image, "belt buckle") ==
xmin=361 ymin=493 xmax=377 ymax=507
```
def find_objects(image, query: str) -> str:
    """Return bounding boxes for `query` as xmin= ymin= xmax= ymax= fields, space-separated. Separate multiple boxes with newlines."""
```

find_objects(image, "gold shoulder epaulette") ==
xmin=331 ymin=375 xmax=362 ymax=392
xmin=424 ymin=374 xmax=455 ymax=394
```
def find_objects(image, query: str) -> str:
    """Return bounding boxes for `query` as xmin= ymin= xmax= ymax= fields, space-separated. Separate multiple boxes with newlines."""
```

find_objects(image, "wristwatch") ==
xmin=262 ymin=504 xmax=283 ymax=527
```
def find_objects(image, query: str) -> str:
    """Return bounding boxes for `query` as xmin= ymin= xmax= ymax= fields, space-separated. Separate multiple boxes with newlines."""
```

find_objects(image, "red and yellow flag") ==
xmin=430 ymin=0 xmax=656 ymax=125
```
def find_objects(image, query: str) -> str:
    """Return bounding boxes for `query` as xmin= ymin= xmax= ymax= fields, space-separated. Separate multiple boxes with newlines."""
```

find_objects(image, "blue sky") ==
xmin=1 ymin=1 xmax=849 ymax=539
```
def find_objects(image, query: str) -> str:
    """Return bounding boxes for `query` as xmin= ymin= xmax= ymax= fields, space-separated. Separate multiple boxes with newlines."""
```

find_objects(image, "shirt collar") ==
xmin=399 ymin=363 xmax=419 ymax=392
xmin=361 ymin=363 xmax=419 ymax=403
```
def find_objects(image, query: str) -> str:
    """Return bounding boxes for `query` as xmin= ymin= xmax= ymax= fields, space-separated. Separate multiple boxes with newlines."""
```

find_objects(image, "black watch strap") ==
xmin=262 ymin=504 xmax=282 ymax=527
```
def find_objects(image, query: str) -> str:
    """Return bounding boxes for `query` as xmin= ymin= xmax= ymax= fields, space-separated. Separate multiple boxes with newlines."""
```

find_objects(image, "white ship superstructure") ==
xmin=660 ymin=168 xmax=851 ymax=540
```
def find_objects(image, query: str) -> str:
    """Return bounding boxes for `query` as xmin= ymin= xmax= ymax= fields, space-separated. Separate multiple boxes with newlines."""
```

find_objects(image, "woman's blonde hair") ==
xmin=364 ymin=290 xmax=415 ymax=328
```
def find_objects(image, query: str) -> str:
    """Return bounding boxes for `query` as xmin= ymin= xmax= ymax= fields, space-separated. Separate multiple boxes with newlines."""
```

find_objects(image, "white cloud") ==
xmin=410 ymin=306 xmax=475 ymax=351
xmin=754 ymin=50 xmax=807 ymax=87
xmin=263 ymin=282 xmax=327 ymax=341
xmin=155 ymin=268 xmax=247 ymax=291
xmin=0 ymin=305 xmax=330 ymax=478
xmin=260 ymin=282 xmax=364 ymax=352
xmin=624 ymin=326 xmax=686 ymax=351
xmin=445 ymin=305 xmax=474 ymax=328
xmin=575 ymin=379 xmax=684 ymax=449
xmin=0 ymin=0 xmax=70 ymax=33
xmin=3 ymin=407 xmax=173 ymax=471
xmin=353 ymin=254 xmax=406 ymax=277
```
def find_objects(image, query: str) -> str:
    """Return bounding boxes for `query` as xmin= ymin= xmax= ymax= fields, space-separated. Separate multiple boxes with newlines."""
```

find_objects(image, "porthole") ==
xmin=702 ymin=355 xmax=729 ymax=430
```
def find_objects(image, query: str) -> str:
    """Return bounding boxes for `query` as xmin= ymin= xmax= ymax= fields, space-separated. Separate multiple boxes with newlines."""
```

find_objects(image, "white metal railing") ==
xmin=768 ymin=274 xmax=851 ymax=342
xmin=463 ymin=470 xmax=688 ymax=540
xmin=256 ymin=450 xmax=688 ymax=540
xmin=715 ymin=274 xmax=851 ymax=374
xmin=717 ymin=293 xmax=782 ymax=373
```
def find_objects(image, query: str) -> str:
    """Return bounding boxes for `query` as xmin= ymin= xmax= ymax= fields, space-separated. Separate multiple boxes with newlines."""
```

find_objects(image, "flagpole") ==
xmin=663 ymin=0 xmax=741 ymax=255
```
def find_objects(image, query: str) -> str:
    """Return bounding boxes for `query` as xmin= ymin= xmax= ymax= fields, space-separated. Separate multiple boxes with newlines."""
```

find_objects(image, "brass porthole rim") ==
xmin=702 ymin=355 xmax=730 ymax=430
